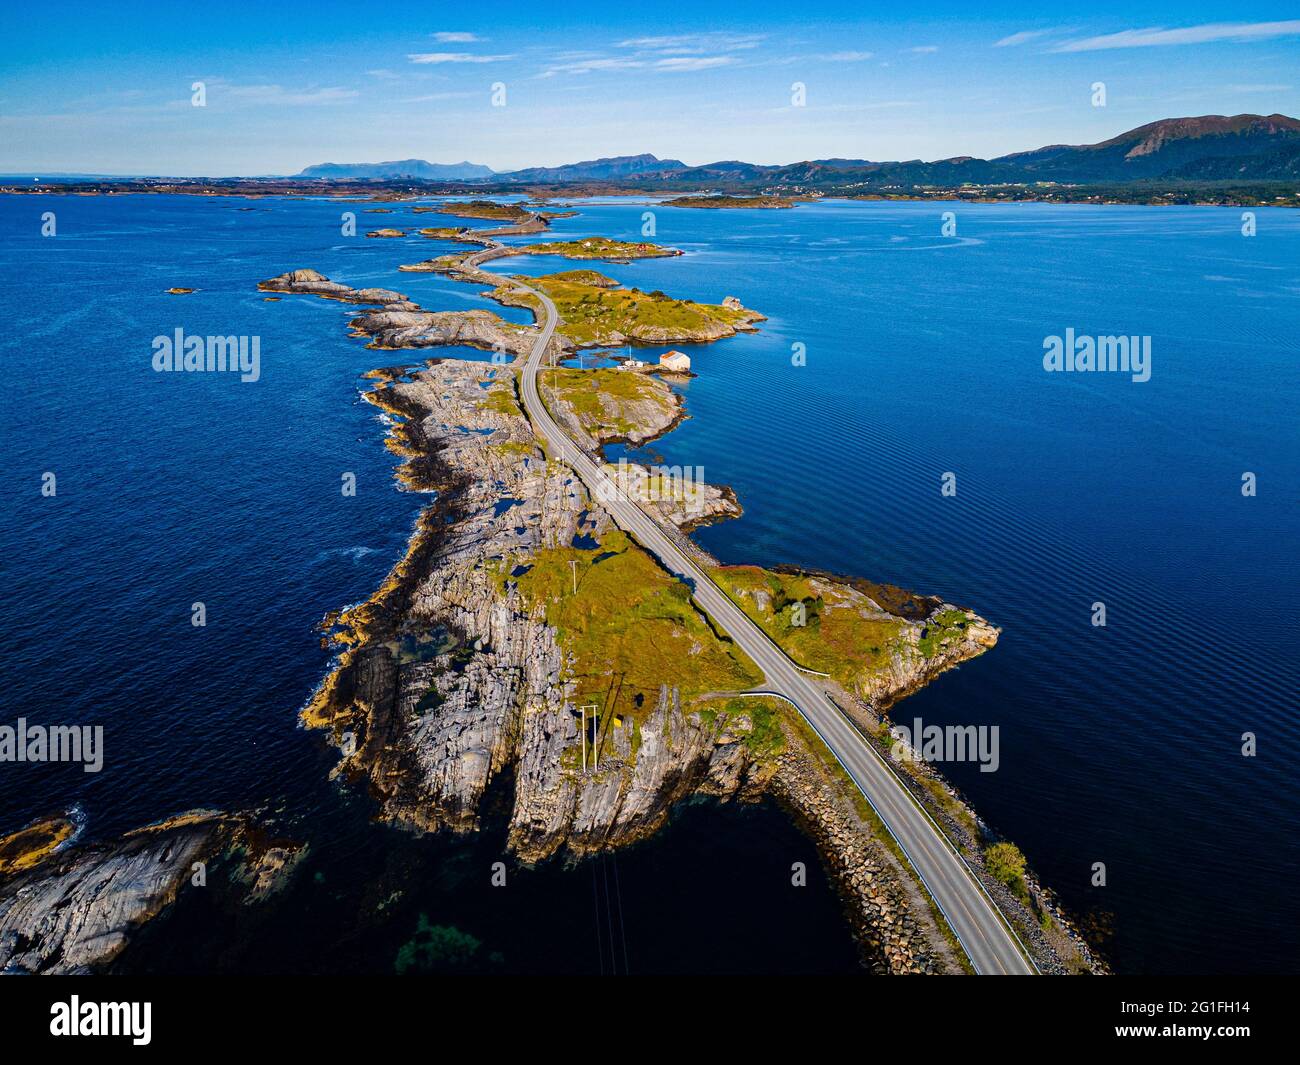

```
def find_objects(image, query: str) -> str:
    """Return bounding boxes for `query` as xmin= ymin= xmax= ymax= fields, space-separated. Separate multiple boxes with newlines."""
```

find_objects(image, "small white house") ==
xmin=659 ymin=350 xmax=691 ymax=373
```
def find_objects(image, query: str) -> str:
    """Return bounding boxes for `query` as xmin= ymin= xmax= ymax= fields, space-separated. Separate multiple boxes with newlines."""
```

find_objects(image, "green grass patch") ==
xmin=504 ymin=529 xmax=762 ymax=712
xmin=489 ymin=440 xmax=539 ymax=460
xmin=917 ymin=608 xmax=971 ymax=658
xmin=541 ymin=366 xmax=676 ymax=441
xmin=477 ymin=383 xmax=520 ymax=417
xmin=712 ymin=564 xmax=908 ymax=691
xmin=521 ymin=236 xmax=680 ymax=260
xmin=498 ymin=272 xmax=757 ymax=346
xmin=692 ymin=695 xmax=787 ymax=760
xmin=984 ymin=841 xmax=1029 ymax=900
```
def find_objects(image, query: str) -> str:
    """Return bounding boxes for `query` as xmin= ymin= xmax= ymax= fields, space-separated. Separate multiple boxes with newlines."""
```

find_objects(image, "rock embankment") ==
xmin=770 ymin=737 xmax=962 ymax=974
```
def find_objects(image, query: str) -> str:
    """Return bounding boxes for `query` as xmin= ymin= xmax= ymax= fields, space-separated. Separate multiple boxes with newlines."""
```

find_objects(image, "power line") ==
xmin=611 ymin=851 xmax=630 ymax=975
xmin=601 ymin=856 xmax=617 ymax=974
xmin=591 ymin=858 xmax=604 ymax=975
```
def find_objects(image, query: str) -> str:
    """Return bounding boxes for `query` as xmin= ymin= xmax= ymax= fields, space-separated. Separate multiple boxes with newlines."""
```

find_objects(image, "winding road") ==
xmin=507 ymin=272 xmax=1035 ymax=976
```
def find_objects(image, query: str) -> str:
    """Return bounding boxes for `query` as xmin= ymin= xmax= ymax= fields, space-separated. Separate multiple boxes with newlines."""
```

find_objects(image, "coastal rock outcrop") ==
xmin=0 ymin=811 xmax=240 ymax=974
xmin=347 ymin=307 xmax=548 ymax=358
xmin=258 ymin=268 xmax=417 ymax=309
xmin=291 ymin=355 xmax=1010 ymax=974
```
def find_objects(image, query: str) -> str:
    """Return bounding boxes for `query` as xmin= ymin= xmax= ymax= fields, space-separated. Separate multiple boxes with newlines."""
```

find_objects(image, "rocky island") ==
xmin=665 ymin=194 xmax=796 ymax=209
xmin=430 ymin=199 xmax=534 ymax=222
xmin=516 ymin=236 xmax=683 ymax=262
xmin=0 ymin=195 xmax=1104 ymax=977
xmin=491 ymin=270 xmax=765 ymax=346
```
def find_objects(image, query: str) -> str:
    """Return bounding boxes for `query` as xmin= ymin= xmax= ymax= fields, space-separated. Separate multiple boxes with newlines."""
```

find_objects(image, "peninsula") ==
xmin=256 ymin=199 xmax=1101 ymax=976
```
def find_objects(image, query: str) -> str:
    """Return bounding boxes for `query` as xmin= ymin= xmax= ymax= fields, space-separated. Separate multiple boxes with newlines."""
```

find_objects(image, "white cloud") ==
xmin=615 ymin=33 xmax=765 ymax=53
xmin=539 ymin=34 xmax=757 ymax=77
xmin=407 ymin=52 xmax=513 ymax=64
xmin=994 ymin=29 xmax=1057 ymax=48
xmin=538 ymin=56 xmax=646 ymax=77
xmin=400 ymin=91 xmax=476 ymax=103
xmin=908 ymin=46 xmax=940 ymax=54
xmin=1226 ymin=83 xmax=1292 ymax=93
xmin=1052 ymin=20 xmax=1300 ymax=53
xmin=652 ymin=56 xmax=737 ymax=72
xmin=778 ymin=50 xmax=874 ymax=65
xmin=224 ymin=84 xmax=358 ymax=105
xmin=432 ymin=32 xmax=480 ymax=43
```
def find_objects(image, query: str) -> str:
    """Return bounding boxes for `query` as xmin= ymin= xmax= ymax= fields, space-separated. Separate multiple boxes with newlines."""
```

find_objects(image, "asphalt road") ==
xmin=509 ymin=274 xmax=1035 ymax=976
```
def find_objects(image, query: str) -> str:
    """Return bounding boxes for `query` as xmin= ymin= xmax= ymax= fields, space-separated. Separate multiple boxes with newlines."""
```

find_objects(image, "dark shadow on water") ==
xmin=117 ymin=780 xmax=861 ymax=975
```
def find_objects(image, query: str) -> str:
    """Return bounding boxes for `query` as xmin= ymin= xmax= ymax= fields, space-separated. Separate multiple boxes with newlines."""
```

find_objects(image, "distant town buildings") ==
xmin=659 ymin=350 xmax=691 ymax=372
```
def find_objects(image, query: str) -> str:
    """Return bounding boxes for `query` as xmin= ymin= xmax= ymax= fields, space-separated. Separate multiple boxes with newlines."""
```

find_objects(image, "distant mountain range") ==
xmin=293 ymin=115 xmax=1300 ymax=189
xmin=296 ymin=159 xmax=495 ymax=181
xmin=499 ymin=152 xmax=688 ymax=184
xmin=294 ymin=152 xmax=684 ymax=183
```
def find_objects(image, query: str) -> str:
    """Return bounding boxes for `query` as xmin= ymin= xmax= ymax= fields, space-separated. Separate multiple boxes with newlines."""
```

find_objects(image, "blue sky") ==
xmin=1 ymin=2 xmax=1298 ymax=175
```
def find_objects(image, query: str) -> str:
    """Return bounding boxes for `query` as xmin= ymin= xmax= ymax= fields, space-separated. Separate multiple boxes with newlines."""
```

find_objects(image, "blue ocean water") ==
xmin=2 ymin=193 xmax=1297 ymax=974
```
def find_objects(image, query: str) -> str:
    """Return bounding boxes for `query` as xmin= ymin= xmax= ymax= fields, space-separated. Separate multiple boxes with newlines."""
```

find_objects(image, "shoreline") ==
xmin=4 ymin=182 xmax=1297 ymax=209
